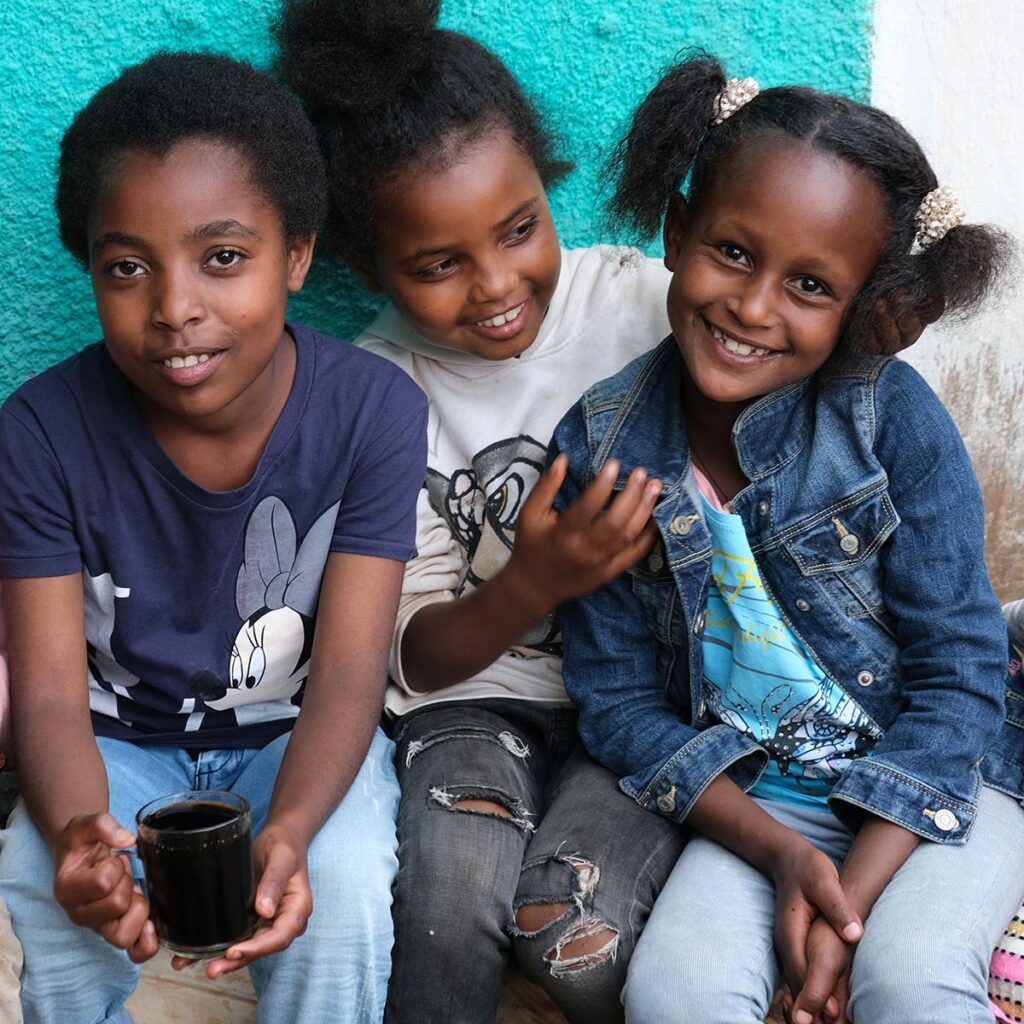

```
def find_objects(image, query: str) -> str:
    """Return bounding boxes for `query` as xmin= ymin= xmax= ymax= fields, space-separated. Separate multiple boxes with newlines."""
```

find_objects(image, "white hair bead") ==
xmin=712 ymin=77 xmax=760 ymax=125
xmin=914 ymin=185 xmax=965 ymax=249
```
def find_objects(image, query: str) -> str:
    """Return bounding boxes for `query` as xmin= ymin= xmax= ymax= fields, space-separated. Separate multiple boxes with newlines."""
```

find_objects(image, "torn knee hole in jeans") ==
xmin=543 ymin=916 xmax=619 ymax=976
xmin=404 ymin=728 xmax=530 ymax=768
xmin=514 ymin=855 xmax=619 ymax=976
xmin=428 ymin=785 xmax=536 ymax=833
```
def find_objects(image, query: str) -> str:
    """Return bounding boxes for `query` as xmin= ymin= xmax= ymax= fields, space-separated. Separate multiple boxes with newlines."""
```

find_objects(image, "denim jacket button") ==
xmin=757 ymin=500 xmax=770 ymax=516
xmin=693 ymin=611 xmax=707 ymax=634
xmin=795 ymin=598 xmax=811 ymax=612
xmin=840 ymin=534 xmax=861 ymax=555
xmin=656 ymin=790 xmax=677 ymax=814
xmin=670 ymin=515 xmax=695 ymax=536
xmin=933 ymin=809 xmax=959 ymax=832
xmin=648 ymin=549 xmax=664 ymax=572
xmin=856 ymin=670 xmax=874 ymax=687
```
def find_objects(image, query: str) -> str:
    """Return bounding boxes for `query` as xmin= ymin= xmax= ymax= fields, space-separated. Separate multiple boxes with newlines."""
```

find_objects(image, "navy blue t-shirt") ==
xmin=0 ymin=324 xmax=427 ymax=749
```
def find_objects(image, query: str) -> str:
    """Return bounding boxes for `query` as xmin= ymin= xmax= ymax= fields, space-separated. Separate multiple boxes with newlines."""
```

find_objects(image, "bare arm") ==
xmin=199 ymin=551 xmax=403 ymax=977
xmin=264 ymin=551 xmax=402 ymax=844
xmin=6 ymin=574 xmax=106 ymax=843
xmin=4 ymin=574 xmax=157 ymax=960
xmin=401 ymin=456 xmax=661 ymax=692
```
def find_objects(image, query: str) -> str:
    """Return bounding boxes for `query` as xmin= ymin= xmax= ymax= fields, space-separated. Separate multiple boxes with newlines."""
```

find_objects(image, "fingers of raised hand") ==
xmin=557 ymin=459 xmax=620 ymax=530
xmin=522 ymin=454 xmax=568 ymax=518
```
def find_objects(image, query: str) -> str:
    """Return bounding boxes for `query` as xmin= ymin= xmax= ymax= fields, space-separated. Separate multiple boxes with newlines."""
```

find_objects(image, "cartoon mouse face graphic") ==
xmin=189 ymin=496 xmax=338 ymax=711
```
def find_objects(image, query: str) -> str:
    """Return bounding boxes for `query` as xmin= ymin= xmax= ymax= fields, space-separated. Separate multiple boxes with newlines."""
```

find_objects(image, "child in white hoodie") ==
xmin=276 ymin=3 xmax=934 ymax=1020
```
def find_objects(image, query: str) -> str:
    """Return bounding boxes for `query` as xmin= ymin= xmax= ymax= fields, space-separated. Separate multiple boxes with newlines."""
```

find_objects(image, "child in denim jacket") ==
xmin=551 ymin=52 xmax=1022 ymax=1024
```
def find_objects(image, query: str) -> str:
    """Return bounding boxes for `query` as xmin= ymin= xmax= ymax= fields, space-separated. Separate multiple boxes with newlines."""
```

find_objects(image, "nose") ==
xmin=725 ymin=272 xmax=780 ymax=330
xmin=151 ymin=265 xmax=205 ymax=332
xmin=467 ymin=253 xmax=518 ymax=305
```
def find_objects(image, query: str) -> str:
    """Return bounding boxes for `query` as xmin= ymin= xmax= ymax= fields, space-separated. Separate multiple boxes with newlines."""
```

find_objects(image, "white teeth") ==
xmin=164 ymin=353 xmax=212 ymax=368
xmin=477 ymin=302 xmax=525 ymax=328
xmin=710 ymin=324 xmax=771 ymax=357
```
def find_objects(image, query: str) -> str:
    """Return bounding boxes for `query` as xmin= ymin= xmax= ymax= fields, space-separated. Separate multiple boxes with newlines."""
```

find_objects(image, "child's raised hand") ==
xmin=52 ymin=812 xmax=158 ymax=962
xmin=508 ymin=455 xmax=662 ymax=613
xmin=182 ymin=822 xmax=313 ymax=978
xmin=770 ymin=837 xmax=862 ymax=1008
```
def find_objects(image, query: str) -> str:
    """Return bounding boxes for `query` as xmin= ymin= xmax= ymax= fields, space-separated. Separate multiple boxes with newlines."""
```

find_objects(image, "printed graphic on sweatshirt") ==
xmin=699 ymin=506 xmax=881 ymax=809
xmin=425 ymin=434 xmax=559 ymax=656
xmin=84 ymin=496 xmax=338 ymax=733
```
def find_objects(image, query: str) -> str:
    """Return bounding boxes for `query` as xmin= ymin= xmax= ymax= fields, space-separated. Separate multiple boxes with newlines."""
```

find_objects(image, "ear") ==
xmin=662 ymin=193 xmax=691 ymax=271
xmin=345 ymin=256 xmax=385 ymax=295
xmin=286 ymin=234 xmax=317 ymax=293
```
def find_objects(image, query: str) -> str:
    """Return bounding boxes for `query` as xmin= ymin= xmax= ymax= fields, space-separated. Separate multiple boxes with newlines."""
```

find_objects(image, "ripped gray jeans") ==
xmin=385 ymin=700 xmax=686 ymax=1024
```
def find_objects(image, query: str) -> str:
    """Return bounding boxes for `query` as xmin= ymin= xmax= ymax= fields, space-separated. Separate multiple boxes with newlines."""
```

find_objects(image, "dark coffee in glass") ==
xmin=136 ymin=790 xmax=256 ymax=958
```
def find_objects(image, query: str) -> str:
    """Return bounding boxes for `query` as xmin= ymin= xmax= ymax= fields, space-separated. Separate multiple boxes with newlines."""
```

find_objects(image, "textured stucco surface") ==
xmin=0 ymin=0 xmax=871 ymax=398
xmin=872 ymin=0 xmax=1024 ymax=600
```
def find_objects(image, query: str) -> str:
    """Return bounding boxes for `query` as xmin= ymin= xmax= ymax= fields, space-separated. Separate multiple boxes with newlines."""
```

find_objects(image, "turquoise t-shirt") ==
xmin=700 ymin=498 xmax=881 ymax=809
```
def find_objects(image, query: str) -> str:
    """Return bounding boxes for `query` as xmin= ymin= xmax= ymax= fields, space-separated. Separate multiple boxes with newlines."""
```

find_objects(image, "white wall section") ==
xmin=873 ymin=0 xmax=1024 ymax=598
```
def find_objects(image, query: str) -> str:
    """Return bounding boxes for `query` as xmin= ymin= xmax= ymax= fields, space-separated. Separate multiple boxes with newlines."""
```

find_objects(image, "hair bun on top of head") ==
xmin=274 ymin=0 xmax=440 ymax=115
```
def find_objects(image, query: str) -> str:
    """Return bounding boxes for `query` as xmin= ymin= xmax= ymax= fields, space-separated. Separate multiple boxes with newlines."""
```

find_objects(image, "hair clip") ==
xmin=914 ymin=185 xmax=965 ymax=249
xmin=712 ymin=77 xmax=760 ymax=125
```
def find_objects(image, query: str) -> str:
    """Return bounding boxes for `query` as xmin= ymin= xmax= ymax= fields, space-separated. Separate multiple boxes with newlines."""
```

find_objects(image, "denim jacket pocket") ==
xmin=782 ymin=490 xmax=899 ymax=629
xmin=629 ymin=544 xmax=683 ymax=646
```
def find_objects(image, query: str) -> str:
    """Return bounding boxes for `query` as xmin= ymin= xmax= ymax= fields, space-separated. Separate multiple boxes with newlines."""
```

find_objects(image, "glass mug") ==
xmin=133 ymin=790 xmax=257 ymax=958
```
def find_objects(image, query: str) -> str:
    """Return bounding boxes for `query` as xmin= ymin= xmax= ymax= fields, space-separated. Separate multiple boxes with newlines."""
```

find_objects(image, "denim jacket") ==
xmin=552 ymin=339 xmax=1023 ymax=845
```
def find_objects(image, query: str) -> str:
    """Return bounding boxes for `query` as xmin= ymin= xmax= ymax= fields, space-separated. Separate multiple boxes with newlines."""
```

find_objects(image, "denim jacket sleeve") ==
xmin=551 ymin=401 xmax=767 ymax=824
xmin=828 ymin=358 xmax=1007 ymax=844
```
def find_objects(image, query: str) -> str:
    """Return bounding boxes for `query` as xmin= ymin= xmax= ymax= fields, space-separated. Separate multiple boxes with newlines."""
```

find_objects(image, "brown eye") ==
xmin=108 ymin=260 xmax=145 ymax=279
xmin=207 ymin=249 xmax=244 ymax=269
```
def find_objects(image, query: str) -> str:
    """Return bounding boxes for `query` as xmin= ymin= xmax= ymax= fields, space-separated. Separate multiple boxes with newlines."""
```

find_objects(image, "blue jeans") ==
xmin=0 ymin=727 xmax=400 ymax=1024
xmin=385 ymin=700 xmax=687 ymax=1024
xmin=624 ymin=786 xmax=1024 ymax=1023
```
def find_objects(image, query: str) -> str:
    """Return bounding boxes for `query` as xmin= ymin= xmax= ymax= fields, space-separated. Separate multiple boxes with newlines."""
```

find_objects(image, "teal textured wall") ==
xmin=0 ymin=0 xmax=871 ymax=398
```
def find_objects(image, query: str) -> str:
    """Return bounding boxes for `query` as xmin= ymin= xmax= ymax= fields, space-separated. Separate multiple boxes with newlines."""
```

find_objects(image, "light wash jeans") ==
xmin=624 ymin=786 xmax=1024 ymax=1024
xmin=0 ymin=727 xmax=400 ymax=1024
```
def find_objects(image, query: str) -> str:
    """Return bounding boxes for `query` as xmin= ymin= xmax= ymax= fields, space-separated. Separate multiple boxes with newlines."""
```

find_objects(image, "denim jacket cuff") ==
xmin=622 ymin=724 xmax=768 ymax=824
xmin=829 ymin=758 xmax=980 ymax=845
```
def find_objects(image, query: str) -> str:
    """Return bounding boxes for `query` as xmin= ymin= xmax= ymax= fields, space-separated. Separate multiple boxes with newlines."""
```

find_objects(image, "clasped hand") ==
xmin=772 ymin=839 xmax=863 ymax=1024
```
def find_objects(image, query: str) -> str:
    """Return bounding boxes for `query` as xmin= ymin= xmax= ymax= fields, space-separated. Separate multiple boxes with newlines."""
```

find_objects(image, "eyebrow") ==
xmin=91 ymin=220 xmax=260 ymax=257
xmin=191 ymin=220 xmax=261 ymax=241
xmin=401 ymin=197 xmax=539 ymax=264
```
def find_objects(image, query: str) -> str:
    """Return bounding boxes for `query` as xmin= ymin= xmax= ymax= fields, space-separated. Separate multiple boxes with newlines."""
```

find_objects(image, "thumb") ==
xmin=813 ymin=877 xmax=863 ymax=943
xmin=90 ymin=812 xmax=135 ymax=851
xmin=254 ymin=842 xmax=296 ymax=919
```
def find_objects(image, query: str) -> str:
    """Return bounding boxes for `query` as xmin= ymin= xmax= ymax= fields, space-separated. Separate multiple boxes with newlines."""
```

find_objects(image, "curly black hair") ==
xmin=57 ymin=51 xmax=327 ymax=267
xmin=607 ymin=51 xmax=1011 ymax=354
xmin=274 ymin=0 xmax=571 ymax=266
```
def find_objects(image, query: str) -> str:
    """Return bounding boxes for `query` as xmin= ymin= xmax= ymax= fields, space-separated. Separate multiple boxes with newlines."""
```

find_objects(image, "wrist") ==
xmin=260 ymin=815 xmax=312 ymax=855
xmin=495 ymin=557 xmax=557 ymax=624
xmin=762 ymin=825 xmax=815 ymax=880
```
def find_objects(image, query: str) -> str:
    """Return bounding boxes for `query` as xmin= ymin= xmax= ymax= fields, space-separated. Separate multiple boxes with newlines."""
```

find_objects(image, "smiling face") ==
xmin=365 ymin=128 xmax=562 ymax=360
xmin=664 ymin=137 xmax=888 ymax=409
xmin=89 ymin=139 xmax=314 ymax=430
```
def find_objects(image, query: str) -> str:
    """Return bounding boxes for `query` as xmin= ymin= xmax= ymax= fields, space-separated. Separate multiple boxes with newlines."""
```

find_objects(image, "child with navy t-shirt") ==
xmin=0 ymin=53 xmax=426 ymax=1024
